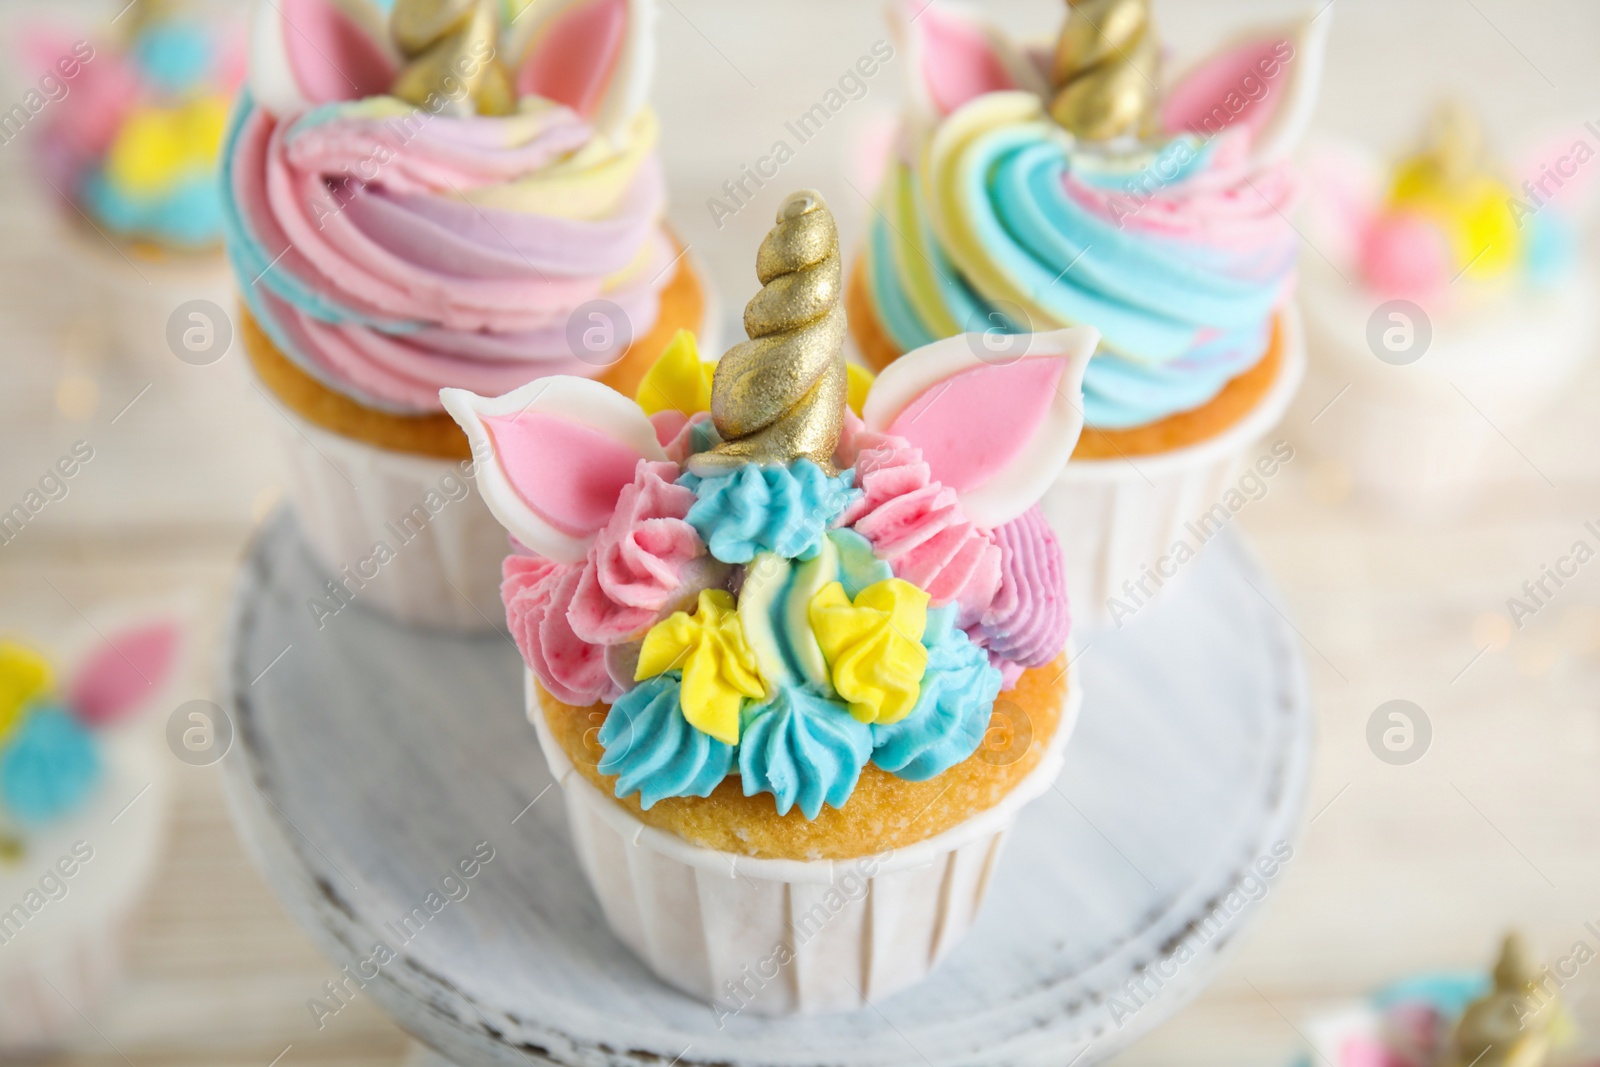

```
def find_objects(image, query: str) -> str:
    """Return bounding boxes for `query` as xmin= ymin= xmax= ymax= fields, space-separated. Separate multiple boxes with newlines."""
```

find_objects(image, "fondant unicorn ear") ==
xmin=504 ymin=0 xmax=654 ymax=137
xmin=442 ymin=378 xmax=666 ymax=563
xmin=890 ymin=0 xmax=1045 ymax=124
xmin=248 ymin=0 xmax=397 ymax=118
xmin=862 ymin=326 xmax=1097 ymax=529
xmin=1161 ymin=12 xmax=1331 ymax=168
xmin=68 ymin=622 xmax=181 ymax=728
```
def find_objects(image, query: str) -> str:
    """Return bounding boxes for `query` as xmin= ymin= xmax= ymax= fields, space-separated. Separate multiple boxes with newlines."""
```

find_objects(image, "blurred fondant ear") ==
xmin=505 ymin=0 xmax=654 ymax=136
xmin=442 ymin=378 xmax=666 ymax=563
xmin=890 ymin=0 xmax=1044 ymax=123
xmin=68 ymin=622 xmax=181 ymax=728
xmin=1161 ymin=12 xmax=1331 ymax=168
xmin=862 ymin=327 xmax=1097 ymax=529
xmin=249 ymin=0 xmax=397 ymax=118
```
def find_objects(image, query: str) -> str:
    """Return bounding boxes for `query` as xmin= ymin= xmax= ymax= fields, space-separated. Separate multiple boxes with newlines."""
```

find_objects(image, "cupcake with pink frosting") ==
xmin=1294 ymin=101 xmax=1598 ymax=508
xmin=223 ymin=0 xmax=711 ymax=629
xmin=443 ymin=190 xmax=1090 ymax=1014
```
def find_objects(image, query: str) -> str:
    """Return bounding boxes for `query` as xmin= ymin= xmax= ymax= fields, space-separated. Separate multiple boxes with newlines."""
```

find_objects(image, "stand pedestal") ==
xmin=220 ymin=511 xmax=1311 ymax=1066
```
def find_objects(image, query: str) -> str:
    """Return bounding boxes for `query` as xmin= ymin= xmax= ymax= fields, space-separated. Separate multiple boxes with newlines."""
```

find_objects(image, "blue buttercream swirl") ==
xmin=679 ymin=460 xmax=859 ymax=564
xmin=867 ymin=120 xmax=1294 ymax=429
xmin=597 ymin=675 xmax=734 ymax=809
xmin=738 ymin=686 xmax=874 ymax=819
xmin=871 ymin=606 xmax=1002 ymax=781
xmin=1 ymin=706 xmax=103 ymax=826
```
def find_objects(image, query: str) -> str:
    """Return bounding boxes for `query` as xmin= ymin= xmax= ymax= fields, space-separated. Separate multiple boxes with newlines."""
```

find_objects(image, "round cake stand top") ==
xmin=220 ymin=512 xmax=1310 ymax=1067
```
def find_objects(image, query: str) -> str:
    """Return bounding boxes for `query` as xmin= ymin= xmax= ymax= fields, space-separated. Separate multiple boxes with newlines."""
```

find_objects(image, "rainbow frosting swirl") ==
xmin=221 ymin=0 xmax=676 ymax=414
xmin=222 ymin=97 xmax=672 ymax=412
xmin=861 ymin=3 xmax=1328 ymax=430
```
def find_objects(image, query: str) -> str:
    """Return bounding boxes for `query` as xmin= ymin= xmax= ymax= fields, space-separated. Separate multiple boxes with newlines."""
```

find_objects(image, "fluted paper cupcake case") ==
xmin=59 ymin=217 xmax=234 ymax=374
xmin=1290 ymin=267 xmax=1596 ymax=510
xmin=526 ymin=653 xmax=1082 ymax=1016
xmin=1039 ymin=307 xmax=1306 ymax=630
xmin=0 ymin=732 xmax=168 ymax=1051
xmin=267 ymin=408 xmax=510 ymax=632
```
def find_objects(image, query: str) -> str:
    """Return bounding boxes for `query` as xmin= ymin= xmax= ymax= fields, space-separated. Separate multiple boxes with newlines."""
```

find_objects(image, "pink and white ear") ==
xmin=249 ymin=0 xmax=396 ymax=118
xmin=441 ymin=378 xmax=666 ymax=564
xmin=504 ymin=0 xmax=653 ymax=137
xmin=890 ymin=0 xmax=1044 ymax=124
xmin=1519 ymin=130 xmax=1600 ymax=224
xmin=1161 ymin=12 xmax=1330 ymax=168
xmin=862 ymin=326 xmax=1097 ymax=529
xmin=68 ymin=622 xmax=181 ymax=728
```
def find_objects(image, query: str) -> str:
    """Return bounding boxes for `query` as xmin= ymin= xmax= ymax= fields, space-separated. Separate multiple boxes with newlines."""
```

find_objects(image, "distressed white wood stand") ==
xmin=219 ymin=511 xmax=1312 ymax=1067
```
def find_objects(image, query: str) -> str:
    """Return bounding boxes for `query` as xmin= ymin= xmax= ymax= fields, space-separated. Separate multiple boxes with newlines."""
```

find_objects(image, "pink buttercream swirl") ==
xmin=227 ymin=100 xmax=673 ymax=412
xmin=567 ymin=461 xmax=708 ymax=645
xmin=968 ymin=506 xmax=1071 ymax=679
xmin=502 ymin=555 xmax=618 ymax=707
xmin=836 ymin=430 xmax=1003 ymax=629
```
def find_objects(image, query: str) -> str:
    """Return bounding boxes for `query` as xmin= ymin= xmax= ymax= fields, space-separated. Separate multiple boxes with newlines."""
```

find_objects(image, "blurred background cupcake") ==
xmin=846 ymin=0 xmax=1328 ymax=628
xmin=0 ymin=624 xmax=176 ymax=1052
xmin=227 ymin=0 xmax=713 ymax=631
xmin=20 ymin=0 xmax=244 ymax=368
xmin=1293 ymin=933 xmax=1597 ymax=1067
xmin=1292 ymin=100 xmax=1598 ymax=511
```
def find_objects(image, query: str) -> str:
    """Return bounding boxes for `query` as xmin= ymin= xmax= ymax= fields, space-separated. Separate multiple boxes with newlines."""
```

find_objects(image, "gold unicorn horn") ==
xmin=690 ymin=190 xmax=848 ymax=476
xmin=391 ymin=0 xmax=516 ymax=117
xmin=1049 ymin=0 xmax=1160 ymax=141
xmin=121 ymin=0 xmax=176 ymax=41
xmin=1447 ymin=933 xmax=1557 ymax=1067
xmin=1418 ymin=99 xmax=1485 ymax=190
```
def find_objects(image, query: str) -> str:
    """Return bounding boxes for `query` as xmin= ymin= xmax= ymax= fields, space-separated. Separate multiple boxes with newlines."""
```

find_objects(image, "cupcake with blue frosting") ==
xmin=0 ymin=626 xmax=177 ymax=1050
xmin=846 ymin=0 xmax=1329 ymax=626
xmin=444 ymin=190 xmax=1093 ymax=1014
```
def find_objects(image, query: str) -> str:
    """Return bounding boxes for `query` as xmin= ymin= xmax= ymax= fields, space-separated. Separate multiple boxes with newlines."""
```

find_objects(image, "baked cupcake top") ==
xmin=25 ymin=1 xmax=243 ymax=253
xmin=446 ymin=190 xmax=1095 ymax=818
xmin=1307 ymin=101 xmax=1589 ymax=307
xmin=0 ymin=624 xmax=177 ymax=856
xmin=860 ymin=0 xmax=1328 ymax=430
xmin=223 ymin=0 xmax=672 ymax=415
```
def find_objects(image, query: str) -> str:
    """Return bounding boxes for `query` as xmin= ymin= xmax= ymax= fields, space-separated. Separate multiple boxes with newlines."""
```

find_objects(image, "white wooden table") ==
xmin=2 ymin=1 xmax=1599 ymax=1065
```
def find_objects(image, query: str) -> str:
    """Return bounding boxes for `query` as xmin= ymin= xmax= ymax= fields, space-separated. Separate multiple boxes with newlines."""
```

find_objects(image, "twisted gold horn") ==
xmin=690 ymin=190 xmax=848 ymax=476
xmin=391 ymin=0 xmax=516 ymax=116
xmin=1049 ymin=0 xmax=1160 ymax=141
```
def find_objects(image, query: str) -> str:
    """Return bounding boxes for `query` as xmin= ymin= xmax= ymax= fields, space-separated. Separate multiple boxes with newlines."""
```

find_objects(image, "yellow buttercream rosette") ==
xmin=808 ymin=579 xmax=930 ymax=725
xmin=636 ymin=589 xmax=766 ymax=745
xmin=0 ymin=643 xmax=53 ymax=743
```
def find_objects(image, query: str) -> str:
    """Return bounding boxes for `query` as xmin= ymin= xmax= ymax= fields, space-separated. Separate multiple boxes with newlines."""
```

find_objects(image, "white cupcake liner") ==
xmin=59 ymin=217 xmax=234 ymax=374
xmin=1289 ymin=265 xmax=1598 ymax=510
xmin=1039 ymin=308 xmax=1306 ymax=631
xmin=527 ymin=656 xmax=1082 ymax=1016
xmin=0 ymin=919 xmax=124 ymax=1051
xmin=267 ymin=408 xmax=509 ymax=632
xmin=0 ymin=731 xmax=168 ymax=1052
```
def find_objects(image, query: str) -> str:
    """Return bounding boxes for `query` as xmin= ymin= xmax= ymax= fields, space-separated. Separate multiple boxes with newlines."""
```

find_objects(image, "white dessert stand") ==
xmin=219 ymin=510 xmax=1311 ymax=1067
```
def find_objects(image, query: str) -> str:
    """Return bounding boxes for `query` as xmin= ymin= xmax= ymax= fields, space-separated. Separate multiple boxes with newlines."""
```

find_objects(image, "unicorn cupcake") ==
xmin=24 ymin=0 xmax=244 ymax=363
xmin=444 ymin=190 xmax=1092 ymax=1014
xmin=1293 ymin=101 xmax=1598 ymax=508
xmin=224 ymin=0 xmax=711 ymax=629
xmin=0 ymin=625 xmax=178 ymax=1050
xmin=847 ymin=0 xmax=1329 ymax=626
